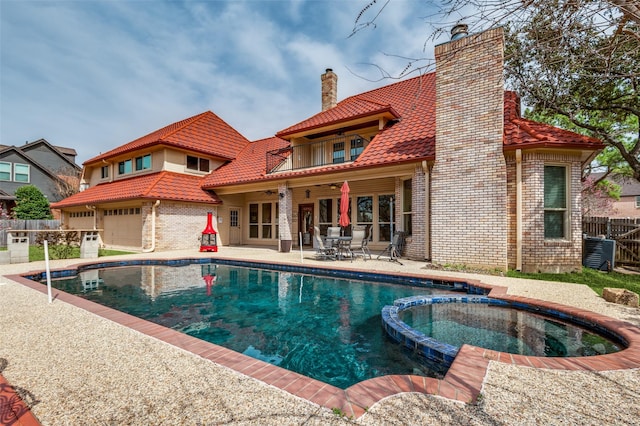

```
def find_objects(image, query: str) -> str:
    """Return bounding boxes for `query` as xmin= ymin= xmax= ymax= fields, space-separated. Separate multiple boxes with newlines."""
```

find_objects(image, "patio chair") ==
xmin=313 ymin=227 xmax=336 ymax=260
xmin=326 ymin=226 xmax=342 ymax=249
xmin=377 ymin=232 xmax=405 ymax=265
xmin=346 ymin=229 xmax=366 ymax=261
xmin=360 ymin=227 xmax=372 ymax=260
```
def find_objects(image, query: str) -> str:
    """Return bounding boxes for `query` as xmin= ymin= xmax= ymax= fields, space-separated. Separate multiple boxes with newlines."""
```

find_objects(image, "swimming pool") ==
xmin=43 ymin=260 xmax=461 ymax=389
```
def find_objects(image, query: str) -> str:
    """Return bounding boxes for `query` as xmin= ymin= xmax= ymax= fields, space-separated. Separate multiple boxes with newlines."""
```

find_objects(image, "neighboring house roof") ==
xmin=0 ymin=145 xmax=72 ymax=184
xmin=0 ymin=189 xmax=16 ymax=201
xmin=50 ymin=171 xmax=222 ymax=208
xmin=204 ymin=73 xmax=601 ymax=188
xmin=84 ymin=111 xmax=250 ymax=165
xmin=593 ymin=173 xmax=640 ymax=197
xmin=20 ymin=139 xmax=80 ymax=169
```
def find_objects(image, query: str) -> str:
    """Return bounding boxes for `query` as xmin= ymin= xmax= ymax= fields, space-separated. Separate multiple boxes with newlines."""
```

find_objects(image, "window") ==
xmin=249 ymin=203 xmax=259 ymax=238
xmin=135 ymin=154 xmax=151 ymax=171
xmin=356 ymin=196 xmax=373 ymax=237
xmin=14 ymin=164 xmax=29 ymax=182
xmin=332 ymin=142 xmax=345 ymax=164
xmin=262 ymin=203 xmax=272 ymax=239
xmin=187 ymin=155 xmax=210 ymax=172
xmin=378 ymin=194 xmax=395 ymax=242
xmin=101 ymin=165 xmax=109 ymax=179
xmin=0 ymin=162 xmax=11 ymax=181
xmin=402 ymin=179 xmax=412 ymax=235
xmin=636 ymin=196 xmax=640 ymax=209
xmin=350 ymin=137 xmax=364 ymax=160
xmin=544 ymin=165 xmax=568 ymax=239
xmin=230 ymin=210 xmax=239 ymax=227
xmin=118 ymin=159 xmax=132 ymax=175
xmin=318 ymin=198 xmax=333 ymax=235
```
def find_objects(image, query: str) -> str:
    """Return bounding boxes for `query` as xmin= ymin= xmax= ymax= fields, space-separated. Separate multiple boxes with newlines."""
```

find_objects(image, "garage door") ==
xmin=102 ymin=207 xmax=142 ymax=248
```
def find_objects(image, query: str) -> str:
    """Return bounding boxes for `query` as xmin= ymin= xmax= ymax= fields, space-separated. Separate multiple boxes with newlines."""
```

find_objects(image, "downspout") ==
xmin=85 ymin=205 xmax=97 ymax=230
xmin=516 ymin=149 xmax=523 ymax=271
xmin=422 ymin=161 xmax=430 ymax=260
xmin=142 ymin=200 xmax=160 ymax=253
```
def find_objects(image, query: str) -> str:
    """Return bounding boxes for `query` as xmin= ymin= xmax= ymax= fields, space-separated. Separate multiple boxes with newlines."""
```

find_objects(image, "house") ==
xmin=0 ymin=138 xmax=81 ymax=214
xmin=51 ymin=27 xmax=603 ymax=272
xmin=592 ymin=173 xmax=640 ymax=218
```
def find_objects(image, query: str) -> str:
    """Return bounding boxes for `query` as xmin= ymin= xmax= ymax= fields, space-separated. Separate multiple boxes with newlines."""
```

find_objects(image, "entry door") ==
xmin=229 ymin=208 xmax=241 ymax=245
xmin=299 ymin=204 xmax=314 ymax=246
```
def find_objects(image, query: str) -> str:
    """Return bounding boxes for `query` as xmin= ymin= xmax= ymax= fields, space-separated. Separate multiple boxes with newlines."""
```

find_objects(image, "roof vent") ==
xmin=450 ymin=24 xmax=468 ymax=41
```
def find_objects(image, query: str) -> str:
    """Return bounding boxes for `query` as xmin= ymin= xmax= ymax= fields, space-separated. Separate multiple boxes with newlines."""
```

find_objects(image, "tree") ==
xmin=581 ymin=175 xmax=620 ymax=216
xmin=353 ymin=0 xmax=640 ymax=182
xmin=51 ymin=166 xmax=81 ymax=201
xmin=13 ymin=185 xmax=53 ymax=220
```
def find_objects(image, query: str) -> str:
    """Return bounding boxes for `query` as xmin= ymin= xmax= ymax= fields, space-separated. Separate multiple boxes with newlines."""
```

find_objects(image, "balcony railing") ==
xmin=266 ymin=134 xmax=368 ymax=173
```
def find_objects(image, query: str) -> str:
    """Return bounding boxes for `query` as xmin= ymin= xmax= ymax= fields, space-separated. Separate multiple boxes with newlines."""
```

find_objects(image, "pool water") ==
xmin=48 ymin=263 xmax=455 ymax=389
xmin=400 ymin=302 xmax=621 ymax=357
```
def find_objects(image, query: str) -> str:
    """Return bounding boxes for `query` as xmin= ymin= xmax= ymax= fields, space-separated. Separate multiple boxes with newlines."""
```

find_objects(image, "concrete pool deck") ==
xmin=1 ymin=247 xmax=640 ymax=425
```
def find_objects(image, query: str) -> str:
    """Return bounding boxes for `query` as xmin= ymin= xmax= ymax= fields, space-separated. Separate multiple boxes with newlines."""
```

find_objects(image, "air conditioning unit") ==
xmin=583 ymin=237 xmax=616 ymax=272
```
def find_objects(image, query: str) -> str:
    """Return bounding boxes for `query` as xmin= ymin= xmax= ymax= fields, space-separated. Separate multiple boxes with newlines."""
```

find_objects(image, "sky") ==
xmin=1 ymin=0 xmax=450 ymax=164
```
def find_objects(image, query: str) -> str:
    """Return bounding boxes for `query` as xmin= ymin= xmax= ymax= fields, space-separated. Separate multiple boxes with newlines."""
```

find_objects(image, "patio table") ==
xmin=326 ymin=236 xmax=352 ymax=260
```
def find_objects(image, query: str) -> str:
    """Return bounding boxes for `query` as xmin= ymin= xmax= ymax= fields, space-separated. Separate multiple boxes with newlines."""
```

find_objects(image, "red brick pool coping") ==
xmin=5 ymin=260 xmax=640 ymax=420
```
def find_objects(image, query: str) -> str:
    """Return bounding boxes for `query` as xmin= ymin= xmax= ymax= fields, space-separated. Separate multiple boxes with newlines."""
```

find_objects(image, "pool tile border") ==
xmin=0 ymin=373 xmax=41 ymax=426
xmin=6 ymin=257 xmax=640 ymax=419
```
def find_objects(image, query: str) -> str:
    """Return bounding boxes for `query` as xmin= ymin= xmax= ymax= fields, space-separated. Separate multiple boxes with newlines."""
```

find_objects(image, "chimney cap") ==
xmin=451 ymin=24 xmax=468 ymax=40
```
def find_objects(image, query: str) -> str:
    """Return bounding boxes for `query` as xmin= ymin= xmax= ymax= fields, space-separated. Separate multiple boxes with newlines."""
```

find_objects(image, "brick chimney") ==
xmin=321 ymin=68 xmax=338 ymax=111
xmin=430 ymin=26 xmax=508 ymax=270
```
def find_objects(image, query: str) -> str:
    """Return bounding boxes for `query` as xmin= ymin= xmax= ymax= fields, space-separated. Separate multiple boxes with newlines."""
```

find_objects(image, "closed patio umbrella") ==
xmin=339 ymin=181 xmax=350 ymax=233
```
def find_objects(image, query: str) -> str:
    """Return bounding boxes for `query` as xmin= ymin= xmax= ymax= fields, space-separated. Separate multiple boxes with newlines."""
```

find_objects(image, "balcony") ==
xmin=266 ymin=134 xmax=368 ymax=174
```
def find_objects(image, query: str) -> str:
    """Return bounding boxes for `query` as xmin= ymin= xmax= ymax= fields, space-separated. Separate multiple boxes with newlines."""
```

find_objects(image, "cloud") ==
xmin=1 ymin=0 xmax=443 ymax=164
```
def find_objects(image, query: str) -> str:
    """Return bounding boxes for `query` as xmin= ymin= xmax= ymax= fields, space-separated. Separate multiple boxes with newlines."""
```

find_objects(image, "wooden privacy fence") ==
xmin=0 ymin=219 xmax=61 ymax=246
xmin=583 ymin=217 xmax=640 ymax=266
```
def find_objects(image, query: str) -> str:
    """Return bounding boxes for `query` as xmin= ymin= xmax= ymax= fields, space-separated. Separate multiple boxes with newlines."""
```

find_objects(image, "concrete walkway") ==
xmin=1 ymin=247 xmax=639 ymax=425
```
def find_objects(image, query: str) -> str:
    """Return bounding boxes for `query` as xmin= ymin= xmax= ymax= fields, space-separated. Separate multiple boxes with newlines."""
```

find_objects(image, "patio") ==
xmin=1 ymin=247 xmax=639 ymax=425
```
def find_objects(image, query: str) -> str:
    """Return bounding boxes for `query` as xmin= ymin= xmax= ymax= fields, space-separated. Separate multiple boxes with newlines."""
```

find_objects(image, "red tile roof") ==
xmin=84 ymin=111 xmax=250 ymax=165
xmin=202 ymin=137 xmax=290 ymax=187
xmin=503 ymin=92 xmax=603 ymax=150
xmin=51 ymin=171 xmax=221 ymax=208
xmin=204 ymin=73 xmax=602 ymax=187
xmin=204 ymin=74 xmax=438 ymax=188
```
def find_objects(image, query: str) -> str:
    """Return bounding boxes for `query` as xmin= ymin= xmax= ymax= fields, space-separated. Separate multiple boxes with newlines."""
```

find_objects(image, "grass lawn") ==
xmin=29 ymin=245 xmax=134 ymax=262
xmin=507 ymin=267 xmax=640 ymax=297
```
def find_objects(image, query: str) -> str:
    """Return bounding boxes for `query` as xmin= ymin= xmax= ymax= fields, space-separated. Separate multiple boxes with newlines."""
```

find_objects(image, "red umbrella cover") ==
xmin=339 ymin=181 xmax=350 ymax=228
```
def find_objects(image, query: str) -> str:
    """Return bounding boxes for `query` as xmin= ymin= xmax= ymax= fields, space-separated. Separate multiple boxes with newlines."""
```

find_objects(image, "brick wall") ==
xmin=143 ymin=202 xmax=218 ymax=251
xmin=431 ymin=27 xmax=508 ymax=270
xmin=519 ymin=152 xmax=583 ymax=272
xmin=404 ymin=164 xmax=428 ymax=259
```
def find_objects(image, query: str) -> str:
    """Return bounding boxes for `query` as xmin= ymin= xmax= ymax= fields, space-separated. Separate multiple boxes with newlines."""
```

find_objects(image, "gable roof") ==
xmin=0 ymin=145 xmax=73 ymax=183
xmin=84 ymin=111 xmax=250 ymax=165
xmin=0 ymin=139 xmax=81 ymax=171
xmin=50 ymin=171 xmax=221 ymax=208
xmin=20 ymin=139 xmax=80 ymax=167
